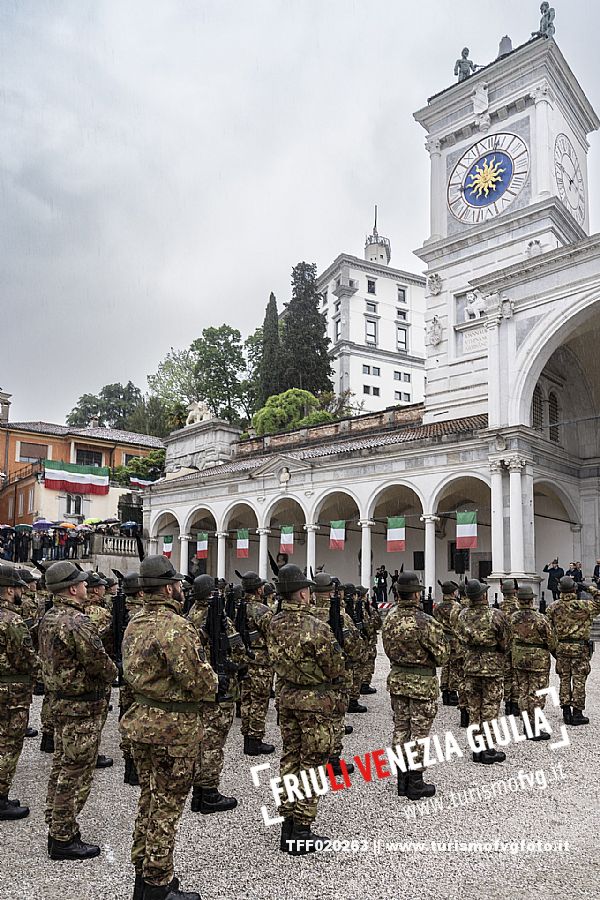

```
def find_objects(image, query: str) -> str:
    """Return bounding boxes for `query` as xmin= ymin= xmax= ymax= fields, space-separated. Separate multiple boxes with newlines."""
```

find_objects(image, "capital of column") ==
xmin=420 ymin=514 xmax=440 ymax=524
xmin=358 ymin=520 xmax=375 ymax=529
xmin=425 ymin=136 xmax=442 ymax=156
xmin=570 ymin=524 xmax=583 ymax=533
xmin=303 ymin=524 xmax=320 ymax=533
xmin=507 ymin=456 xmax=527 ymax=472
xmin=489 ymin=459 xmax=505 ymax=474
xmin=178 ymin=533 xmax=192 ymax=542
xmin=256 ymin=528 xmax=271 ymax=536
xmin=530 ymin=80 xmax=555 ymax=106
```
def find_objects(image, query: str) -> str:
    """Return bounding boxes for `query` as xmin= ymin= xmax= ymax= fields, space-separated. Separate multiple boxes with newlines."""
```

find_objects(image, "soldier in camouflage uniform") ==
xmin=120 ymin=572 xmax=145 ymax=785
xmin=499 ymin=578 xmax=520 ymax=716
xmin=455 ymin=580 xmax=510 ymax=764
xmin=39 ymin=561 xmax=118 ymax=861
xmin=187 ymin=574 xmax=247 ymax=814
xmin=312 ymin=573 xmax=361 ymax=775
xmin=85 ymin=571 xmax=114 ymax=769
xmin=343 ymin=584 xmax=368 ymax=714
xmin=120 ymin=555 xmax=218 ymax=900
xmin=269 ymin=564 xmax=345 ymax=855
xmin=0 ymin=565 xmax=37 ymax=821
xmin=511 ymin=585 xmax=556 ymax=740
xmin=547 ymin=575 xmax=600 ymax=725
xmin=15 ymin=569 xmax=42 ymax=738
xmin=382 ymin=571 xmax=448 ymax=800
xmin=238 ymin=572 xmax=275 ymax=756
xmin=358 ymin=585 xmax=381 ymax=695
xmin=433 ymin=580 xmax=461 ymax=708
xmin=36 ymin=571 xmax=56 ymax=754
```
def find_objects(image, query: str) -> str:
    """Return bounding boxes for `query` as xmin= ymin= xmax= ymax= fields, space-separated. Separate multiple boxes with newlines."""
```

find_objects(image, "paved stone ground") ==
xmin=2 ymin=647 xmax=599 ymax=900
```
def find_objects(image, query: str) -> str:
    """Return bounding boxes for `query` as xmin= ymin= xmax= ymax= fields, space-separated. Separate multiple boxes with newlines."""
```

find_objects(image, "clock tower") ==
xmin=413 ymin=35 xmax=599 ymax=424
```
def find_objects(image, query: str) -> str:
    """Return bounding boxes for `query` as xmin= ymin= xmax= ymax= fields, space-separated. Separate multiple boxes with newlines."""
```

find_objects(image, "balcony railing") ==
xmin=90 ymin=533 xmax=139 ymax=557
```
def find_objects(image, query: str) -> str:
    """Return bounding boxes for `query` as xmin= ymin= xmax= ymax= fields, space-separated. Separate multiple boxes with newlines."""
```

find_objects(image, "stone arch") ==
xmin=220 ymin=500 xmax=259 ymax=532
xmin=261 ymin=494 xmax=308 ymax=530
xmin=310 ymin=487 xmax=365 ymax=524
xmin=428 ymin=471 xmax=491 ymax=516
xmin=366 ymin=480 xmax=427 ymax=520
xmin=149 ymin=508 xmax=183 ymax=538
xmin=182 ymin=504 xmax=218 ymax=535
xmin=533 ymin=478 xmax=580 ymax=526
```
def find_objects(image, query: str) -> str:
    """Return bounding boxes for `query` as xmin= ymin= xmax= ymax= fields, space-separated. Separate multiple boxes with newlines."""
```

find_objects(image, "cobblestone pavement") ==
xmin=2 ymin=646 xmax=599 ymax=900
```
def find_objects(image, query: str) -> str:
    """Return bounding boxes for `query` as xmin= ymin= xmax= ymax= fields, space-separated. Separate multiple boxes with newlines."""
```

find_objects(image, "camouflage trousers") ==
xmin=361 ymin=640 xmax=377 ymax=685
xmin=440 ymin=654 xmax=461 ymax=692
xmin=40 ymin=694 xmax=53 ymax=736
xmin=0 ymin=705 xmax=28 ymax=796
xmin=193 ymin=701 xmax=234 ymax=789
xmin=45 ymin=714 xmax=103 ymax=841
xmin=556 ymin=653 xmax=591 ymax=708
xmin=349 ymin=664 xmax=364 ymax=703
xmin=131 ymin=742 xmax=195 ymax=887
xmin=119 ymin=682 xmax=135 ymax=758
xmin=330 ymin=691 xmax=349 ymax=758
xmin=279 ymin=707 xmax=335 ymax=826
xmin=504 ymin=652 xmax=518 ymax=703
xmin=464 ymin=675 xmax=503 ymax=729
xmin=514 ymin=669 xmax=549 ymax=717
xmin=390 ymin=695 xmax=437 ymax=770
xmin=240 ymin=665 xmax=272 ymax=740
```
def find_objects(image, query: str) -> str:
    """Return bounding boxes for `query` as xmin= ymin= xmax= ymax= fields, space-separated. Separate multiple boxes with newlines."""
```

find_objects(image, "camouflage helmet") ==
xmin=104 ymin=576 xmax=118 ymax=588
xmin=343 ymin=583 xmax=357 ymax=597
xmin=192 ymin=574 xmax=214 ymax=601
xmin=501 ymin=578 xmax=518 ymax=594
xmin=465 ymin=579 xmax=489 ymax=600
xmin=558 ymin=575 xmax=576 ymax=593
xmin=122 ymin=572 xmax=143 ymax=596
xmin=0 ymin=564 xmax=28 ymax=589
xmin=45 ymin=561 xmax=88 ymax=594
xmin=241 ymin=571 xmax=265 ymax=592
xmin=139 ymin=555 xmax=185 ymax=588
xmin=86 ymin=571 xmax=107 ymax=589
xmin=277 ymin=564 xmax=315 ymax=596
xmin=396 ymin=572 xmax=424 ymax=595
xmin=17 ymin=568 xmax=37 ymax=585
xmin=263 ymin=582 xmax=276 ymax=598
xmin=517 ymin=586 xmax=535 ymax=604
xmin=314 ymin=572 xmax=334 ymax=592
xmin=439 ymin=580 xmax=459 ymax=595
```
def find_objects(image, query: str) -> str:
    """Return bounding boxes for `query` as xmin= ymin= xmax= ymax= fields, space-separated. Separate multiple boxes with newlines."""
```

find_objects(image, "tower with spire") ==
xmin=364 ymin=205 xmax=391 ymax=265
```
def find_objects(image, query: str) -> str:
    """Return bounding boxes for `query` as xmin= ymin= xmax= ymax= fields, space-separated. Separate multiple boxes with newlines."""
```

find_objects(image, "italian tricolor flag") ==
xmin=162 ymin=535 xmax=174 ymax=558
xmin=456 ymin=511 xmax=478 ymax=549
xmin=196 ymin=532 xmax=208 ymax=559
xmin=387 ymin=516 xmax=406 ymax=552
xmin=280 ymin=526 xmax=294 ymax=555
xmin=237 ymin=529 xmax=249 ymax=558
xmin=329 ymin=520 xmax=345 ymax=551
xmin=130 ymin=475 xmax=154 ymax=489
xmin=44 ymin=459 xmax=109 ymax=495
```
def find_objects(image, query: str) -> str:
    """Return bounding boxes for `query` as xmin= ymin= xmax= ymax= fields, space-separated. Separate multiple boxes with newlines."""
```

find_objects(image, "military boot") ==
xmin=562 ymin=705 xmax=572 ymax=724
xmin=95 ymin=754 xmax=114 ymax=768
xmin=344 ymin=724 xmax=353 ymax=735
xmin=143 ymin=878 xmax=200 ymax=900
xmin=40 ymin=732 xmax=55 ymax=754
xmin=487 ymin=748 xmax=506 ymax=763
xmin=0 ymin=796 xmax=29 ymax=821
xmin=49 ymin=836 xmax=101 ymax=860
xmin=124 ymin=757 xmax=140 ymax=786
xmin=198 ymin=788 xmax=237 ymax=813
xmin=406 ymin=771 xmax=435 ymax=800
xmin=360 ymin=683 xmax=376 ymax=695
xmin=459 ymin=708 xmax=469 ymax=728
xmin=447 ymin=691 xmax=459 ymax=706
xmin=235 ymin=701 xmax=241 ymax=718
xmin=510 ymin=701 xmax=520 ymax=717
xmin=504 ymin=700 xmax=512 ymax=715
xmin=279 ymin=817 xmax=294 ymax=852
xmin=243 ymin=736 xmax=275 ymax=756
xmin=397 ymin=772 xmax=408 ymax=797
xmin=441 ymin=690 xmax=450 ymax=706
xmin=133 ymin=872 xmax=144 ymax=900
xmin=570 ymin=708 xmax=589 ymax=726
xmin=25 ymin=726 xmax=38 ymax=738
xmin=348 ymin=699 xmax=367 ymax=713
xmin=327 ymin=756 xmax=355 ymax=776
xmin=286 ymin=822 xmax=328 ymax=856
xmin=472 ymin=750 xmax=495 ymax=765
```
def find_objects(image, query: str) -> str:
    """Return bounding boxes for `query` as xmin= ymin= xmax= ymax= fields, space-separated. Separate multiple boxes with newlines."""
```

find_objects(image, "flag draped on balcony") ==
xmin=162 ymin=535 xmax=173 ymax=558
xmin=44 ymin=460 xmax=109 ymax=495
xmin=237 ymin=529 xmax=249 ymax=558
xmin=280 ymin=526 xmax=294 ymax=555
xmin=387 ymin=516 xmax=406 ymax=552
xmin=329 ymin=521 xmax=345 ymax=551
xmin=196 ymin=532 xmax=208 ymax=559
xmin=130 ymin=475 xmax=155 ymax=489
xmin=456 ymin=511 xmax=478 ymax=549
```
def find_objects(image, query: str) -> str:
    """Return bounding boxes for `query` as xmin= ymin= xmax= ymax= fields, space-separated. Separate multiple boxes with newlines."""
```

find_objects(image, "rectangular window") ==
xmin=394 ymin=391 xmax=402 ymax=401
xmin=17 ymin=492 xmax=24 ymax=516
xmin=363 ymin=385 xmax=371 ymax=395
xmin=8 ymin=496 xmax=14 ymax=519
xmin=365 ymin=319 xmax=377 ymax=345
xmin=394 ymin=371 xmax=401 ymax=381
xmin=334 ymin=300 xmax=341 ymax=312
xmin=372 ymin=386 xmax=380 ymax=397
xmin=403 ymin=393 xmax=411 ymax=402
xmin=322 ymin=289 xmax=328 ymax=305
xmin=19 ymin=442 xmax=48 ymax=463
xmin=366 ymin=301 xmax=377 ymax=313
xmin=397 ymin=286 xmax=406 ymax=303
xmin=27 ymin=488 xmax=34 ymax=513
xmin=76 ymin=449 xmax=103 ymax=467
xmin=123 ymin=453 xmax=139 ymax=466
xmin=397 ymin=326 xmax=408 ymax=352
xmin=334 ymin=319 xmax=341 ymax=341
xmin=362 ymin=364 xmax=371 ymax=375
xmin=372 ymin=366 xmax=380 ymax=376
xmin=367 ymin=279 xmax=376 ymax=294
xmin=396 ymin=309 xmax=407 ymax=320
xmin=403 ymin=373 xmax=411 ymax=383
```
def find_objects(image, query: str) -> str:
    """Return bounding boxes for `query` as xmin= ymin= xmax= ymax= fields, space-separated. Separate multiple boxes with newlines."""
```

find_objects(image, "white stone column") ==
xmin=508 ymin=457 xmax=526 ymax=575
xmin=420 ymin=515 xmax=439 ymax=591
xmin=358 ymin=520 xmax=374 ymax=590
xmin=426 ymin=137 xmax=443 ymax=242
xmin=490 ymin=461 xmax=506 ymax=576
xmin=148 ymin=537 xmax=159 ymax=555
xmin=304 ymin=524 xmax=320 ymax=578
xmin=571 ymin=524 xmax=583 ymax=566
xmin=522 ymin=461 xmax=536 ymax=574
xmin=531 ymin=81 xmax=554 ymax=200
xmin=257 ymin=528 xmax=271 ymax=580
xmin=486 ymin=309 xmax=502 ymax=429
xmin=178 ymin=534 xmax=191 ymax=576
xmin=216 ymin=532 xmax=228 ymax=580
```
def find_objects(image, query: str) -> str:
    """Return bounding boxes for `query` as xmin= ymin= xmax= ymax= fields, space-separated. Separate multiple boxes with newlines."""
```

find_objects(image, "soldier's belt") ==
xmin=133 ymin=692 xmax=202 ymax=713
xmin=469 ymin=644 xmax=498 ymax=650
xmin=514 ymin=641 xmax=548 ymax=649
xmin=392 ymin=664 xmax=436 ymax=677
xmin=284 ymin=679 xmax=342 ymax=692
xmin=0 ymin=674 xmax=33 ymax=685
xmin=558 ymin=638 xmax=589 ymax=645
xmin=54 ymin=689 xmax=104 ymax=702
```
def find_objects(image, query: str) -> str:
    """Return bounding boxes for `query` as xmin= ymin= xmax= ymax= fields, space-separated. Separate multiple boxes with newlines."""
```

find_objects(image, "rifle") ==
xmin=354 ymin=596 xmax=365 ymax=636
xmin=224 ymin=583 xmax=236 ymax=620
xmin=234 ymin=596 xmax=256 ymax=659
xmin=493 ymin=593 xmax=499 ymax=609
xmin=111 ymin=568 xmax=128 ymax=686
xmin=539 ymin=591 xmax=547 ymax=614
xmin=423 ymin=586 xmax=433 ymax=616
xmin=328 ymin=581 xmax=345 ymax=649
xmin=206 ymin=590 xmax=235 ymax=701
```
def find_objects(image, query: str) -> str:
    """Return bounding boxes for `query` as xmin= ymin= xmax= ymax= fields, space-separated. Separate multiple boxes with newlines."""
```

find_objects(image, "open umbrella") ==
xmin=75 ymin=524 xmax=91 ymax=531
xmin=58 ymin=522 xmax=76 ymax=529
xmin=103 ymin=518 xmax=119 ymax=524
xmin=0 ymin=524 xmax=14 ymax=530
xmin=14 ymin=524 xmax=33 ymax=532
xmin=84 ymin=518 xmax=103 ymax=525
xmin=121 ymin=521 xmax=138 ymax=529
xmin=33 ymin=519 xmax=54 ymax=530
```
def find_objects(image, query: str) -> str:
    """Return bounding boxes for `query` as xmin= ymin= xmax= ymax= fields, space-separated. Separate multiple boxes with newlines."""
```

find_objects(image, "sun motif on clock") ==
xmin=447 ymin=133 xmax=530 ymax=224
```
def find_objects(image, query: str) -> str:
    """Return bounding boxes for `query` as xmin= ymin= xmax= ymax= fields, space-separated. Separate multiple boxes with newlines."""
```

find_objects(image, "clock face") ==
xmin=447 ymin=133 xmax=530 ymax=224
xmin=554 ymin=133 xmax=585 ymax=225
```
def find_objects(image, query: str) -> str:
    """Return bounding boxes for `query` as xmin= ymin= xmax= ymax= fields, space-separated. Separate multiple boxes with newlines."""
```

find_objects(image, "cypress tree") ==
xmin=280 ymin=262 xmax=333 ymax=394
xmin=258 ymin=292 xmax=284 ymax=407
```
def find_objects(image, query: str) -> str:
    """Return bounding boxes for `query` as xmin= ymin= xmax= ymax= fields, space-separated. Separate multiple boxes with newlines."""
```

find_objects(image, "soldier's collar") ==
xmin=281 ymin=599 xmax=308 ymax=611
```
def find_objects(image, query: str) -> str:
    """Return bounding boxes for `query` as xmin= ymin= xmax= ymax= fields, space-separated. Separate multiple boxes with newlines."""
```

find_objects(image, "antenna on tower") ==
xmin=373 ymin=204 xmax=378 ymax=235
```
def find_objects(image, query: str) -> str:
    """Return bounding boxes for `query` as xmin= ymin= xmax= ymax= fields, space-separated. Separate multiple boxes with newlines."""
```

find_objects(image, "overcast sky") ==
xmin=2 ymin=0 xmax=599 ymax=423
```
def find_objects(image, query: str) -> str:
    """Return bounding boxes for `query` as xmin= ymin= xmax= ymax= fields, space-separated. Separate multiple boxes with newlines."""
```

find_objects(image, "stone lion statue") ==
xmin=185 ymin=400 xmax=213 ymax=426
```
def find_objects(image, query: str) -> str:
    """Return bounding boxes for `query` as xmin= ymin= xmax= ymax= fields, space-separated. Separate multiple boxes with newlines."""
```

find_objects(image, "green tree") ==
xmin=239 ymin=327 xmax=263 ymax=421
xmin=279 ymin=262 xmax=333 ymax=394
xmin=252 ymin=388 xmax=333 ymax=436
xmin=258 ymin=292 xmax=284 ymax=407
xmin=191 ymin=325 xmax=246 ymax=424
xmin=66 ymin=381 xmax=142 ymax=429
xmin=147 ymin=348 xmax=202 ymax=408
xmin=124 ymin=395 xmax=181 ymax=439
xmin=66 ymin=393 xmax=102 ymax=427
xmin=112 ymin=448 xmax=166 ymax=486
